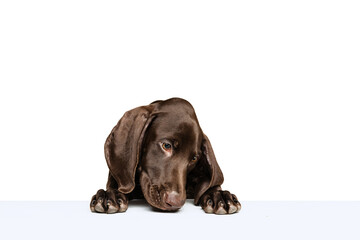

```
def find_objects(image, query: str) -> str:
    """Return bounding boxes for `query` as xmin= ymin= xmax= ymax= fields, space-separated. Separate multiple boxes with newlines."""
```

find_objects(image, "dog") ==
xmin=90 ymin=98 xmax=241 ymax=214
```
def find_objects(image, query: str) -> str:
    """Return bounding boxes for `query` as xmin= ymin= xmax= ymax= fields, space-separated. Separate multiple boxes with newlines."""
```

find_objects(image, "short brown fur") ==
xmin=90 ymin=98 xmax=241 ymax=214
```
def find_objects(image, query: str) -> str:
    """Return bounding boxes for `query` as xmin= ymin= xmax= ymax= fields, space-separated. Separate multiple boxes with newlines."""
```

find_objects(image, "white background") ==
xmin=0 ymin=0 xmax=359 ymax=201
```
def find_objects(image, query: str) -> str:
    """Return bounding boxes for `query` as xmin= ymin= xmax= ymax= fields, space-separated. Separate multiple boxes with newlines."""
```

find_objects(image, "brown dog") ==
xmin=90 ymin=98 xmax=241 ymax=214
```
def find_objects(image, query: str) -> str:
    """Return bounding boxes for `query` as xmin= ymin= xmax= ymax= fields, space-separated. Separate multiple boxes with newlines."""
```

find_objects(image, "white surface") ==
xmin=1 ymin=0 xmax=360 ymax=201
xmin=1 ymin=201 xmax=360 ymax=240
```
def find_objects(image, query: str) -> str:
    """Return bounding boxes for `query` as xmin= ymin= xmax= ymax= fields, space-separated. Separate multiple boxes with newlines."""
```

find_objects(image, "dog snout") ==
xmin=163 ymin=191 xmax=185 ymax=210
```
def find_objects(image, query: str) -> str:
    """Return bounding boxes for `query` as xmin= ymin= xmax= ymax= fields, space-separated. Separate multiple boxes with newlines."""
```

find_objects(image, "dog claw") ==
xmin=95 ymin=203 xmax=105 ymax=213
xmin=228 ymin=204 xmax=237 ymax=214
xmin=215 ymin=206 xmax=227 ymax=215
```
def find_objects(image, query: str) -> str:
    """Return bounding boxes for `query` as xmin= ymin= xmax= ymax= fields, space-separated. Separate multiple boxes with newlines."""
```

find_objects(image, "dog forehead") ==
xmin=155 ymin=114 xmax=198 ymax=135
xmin=149 ymin=98 xmax=202 ymax=143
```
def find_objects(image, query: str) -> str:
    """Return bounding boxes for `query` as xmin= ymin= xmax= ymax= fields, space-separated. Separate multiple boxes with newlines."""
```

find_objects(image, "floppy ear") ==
xmin=193 ymin=134 xmax=224 ymax=205
xmin=104 ymin=105 xmax=156 ymax=194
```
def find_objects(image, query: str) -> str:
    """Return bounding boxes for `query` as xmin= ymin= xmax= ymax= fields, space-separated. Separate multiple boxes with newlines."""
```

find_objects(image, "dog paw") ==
xmin=90 ymin=189 xmax=128 ymax=214
xmin=200 ymin=190 xmax=241 ymax=214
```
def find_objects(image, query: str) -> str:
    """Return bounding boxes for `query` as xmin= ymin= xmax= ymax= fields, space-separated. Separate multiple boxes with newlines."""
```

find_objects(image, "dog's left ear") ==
xmin=193 ymin=134 xmax=224 ymax=205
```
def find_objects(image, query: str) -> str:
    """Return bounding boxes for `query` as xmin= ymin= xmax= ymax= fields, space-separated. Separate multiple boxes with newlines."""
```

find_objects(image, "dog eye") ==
xmin=191 ymin=156 xmax=198 ymax=162
xmin=162 ymin=143 xmax=172 ymax=151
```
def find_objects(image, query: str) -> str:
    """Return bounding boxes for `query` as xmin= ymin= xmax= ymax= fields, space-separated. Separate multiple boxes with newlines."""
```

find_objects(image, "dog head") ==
xmin=105 ymin=98 xmax=223 ymax=211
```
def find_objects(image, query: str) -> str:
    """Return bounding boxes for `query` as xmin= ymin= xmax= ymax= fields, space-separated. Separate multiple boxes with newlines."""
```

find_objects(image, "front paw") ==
xmin=200 ymin=190 xmax=241 ymax=214
xmin=90 ymin=189 xmax=128 ymax=214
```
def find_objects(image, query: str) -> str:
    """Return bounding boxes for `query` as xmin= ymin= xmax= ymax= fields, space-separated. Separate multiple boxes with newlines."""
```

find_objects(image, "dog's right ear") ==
xmin=104 ymin=105 xmax=156 ymax=194
xmin=191 ymin=134 xmax=224 ymax=205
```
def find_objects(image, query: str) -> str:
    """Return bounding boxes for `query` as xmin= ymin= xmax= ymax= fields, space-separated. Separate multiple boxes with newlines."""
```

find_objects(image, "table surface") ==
xmin=1 ymin=200 xmax=359 ymax=240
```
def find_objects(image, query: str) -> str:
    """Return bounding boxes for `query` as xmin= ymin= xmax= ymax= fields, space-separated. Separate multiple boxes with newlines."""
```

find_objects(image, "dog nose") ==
xmin=164 ymin=191 xmax=185 ymax=210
